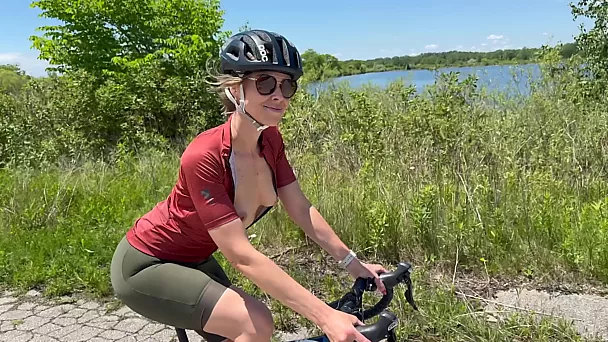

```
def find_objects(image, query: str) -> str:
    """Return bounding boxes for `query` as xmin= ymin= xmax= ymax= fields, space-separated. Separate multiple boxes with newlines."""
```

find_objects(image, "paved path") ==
xmin=0 ymin=289 xmax=313 ymax=342
xmin=0 ymin=289 xmax=213 ymax=342
xmin=488 ymin=289 xmax=608 ymax=341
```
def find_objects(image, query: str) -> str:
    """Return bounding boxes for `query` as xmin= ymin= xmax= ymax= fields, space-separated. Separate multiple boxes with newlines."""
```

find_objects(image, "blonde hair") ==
xmin=204 ymin=59 xmax=243 ymax=114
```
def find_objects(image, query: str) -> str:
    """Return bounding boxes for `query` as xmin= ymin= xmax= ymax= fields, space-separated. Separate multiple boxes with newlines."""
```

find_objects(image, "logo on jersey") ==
xmin=200 ymin=189 xmax=215 ymax=204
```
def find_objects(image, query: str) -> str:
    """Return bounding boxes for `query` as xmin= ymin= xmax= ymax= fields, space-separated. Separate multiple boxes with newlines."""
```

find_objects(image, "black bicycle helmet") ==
xmin=220 ymin=29 xmax=303 ymax=80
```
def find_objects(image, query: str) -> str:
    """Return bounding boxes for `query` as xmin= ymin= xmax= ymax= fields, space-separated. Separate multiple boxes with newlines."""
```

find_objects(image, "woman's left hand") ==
xmin=346 ymin=260 xmax=388 ymax=295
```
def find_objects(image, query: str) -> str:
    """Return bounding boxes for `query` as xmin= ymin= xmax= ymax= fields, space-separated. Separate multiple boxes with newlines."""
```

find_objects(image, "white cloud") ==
xmin=466 ymin=34 xmax=511 ymax=52
xmin=424 ymin=44 xmax=438 ymax=50
xmin=0 ymin=52 xmax=50 ymax=77
xmin=542 ymin=32 xmax=549 ymax=36
xmin=0 ymin=53 xmax=21 ymax=63
xmin=331 ymin=52 xmax=342 ymax=59
xmin=487 ymin=34 xmax=504 ymax=40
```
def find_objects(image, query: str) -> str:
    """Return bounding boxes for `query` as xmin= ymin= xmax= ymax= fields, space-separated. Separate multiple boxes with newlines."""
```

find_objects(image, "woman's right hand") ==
xmin=320 ymin=309 xmax=371 ymax=342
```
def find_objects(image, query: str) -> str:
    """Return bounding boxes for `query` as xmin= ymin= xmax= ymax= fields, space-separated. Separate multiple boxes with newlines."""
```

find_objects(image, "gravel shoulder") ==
xmin=486 ymin=288 xmax=608 ymax=341
xmin=449 ymin=270 xmax=608 ymax=341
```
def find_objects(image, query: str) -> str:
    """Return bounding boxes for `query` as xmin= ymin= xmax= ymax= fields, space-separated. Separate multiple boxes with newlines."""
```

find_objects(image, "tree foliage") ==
xmin=570 ymin=0 xmax=608 ymax=83
xmin=300 ymin=49 xmax=343 ymax=82
xmin=0 ymin=65 xmax=31 ymax=95
xmin=29 ymin=0 xmax=228 ymax=79
xmin=0 ymin=0 xmax=231 ymax=167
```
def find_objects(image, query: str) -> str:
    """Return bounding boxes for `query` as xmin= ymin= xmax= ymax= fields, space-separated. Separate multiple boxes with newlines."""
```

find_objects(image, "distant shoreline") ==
xmin=301 ymin=43 xmax=577 ymax=82
xmin=328 ymin=60 xmax=538 ymax=78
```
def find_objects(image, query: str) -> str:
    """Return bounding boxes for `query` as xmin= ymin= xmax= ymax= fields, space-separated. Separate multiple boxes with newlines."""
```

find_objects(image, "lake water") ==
xmin=308 ymin=64 xmax=543 ymax=96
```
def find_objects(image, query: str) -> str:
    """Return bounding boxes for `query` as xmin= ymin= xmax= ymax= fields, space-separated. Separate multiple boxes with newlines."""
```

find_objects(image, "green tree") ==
xmin=0 ymin=65 xmax=31 ymax=95
xmin=570 ymin=0 xmax=608 ymax=82
xmin=14 ymin=0 xmax=230 ymax=164
xmin=29 ymin=0 xmax=228 ymax=78
xmin=560 ymin=42 xmax=579 ymax=58
xmin=301 ymin=49 xmax=344 ymax=81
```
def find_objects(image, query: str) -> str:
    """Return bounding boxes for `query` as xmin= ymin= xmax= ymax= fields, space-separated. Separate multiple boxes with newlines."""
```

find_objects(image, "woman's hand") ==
xmin=346 ymin=260 xmax=388 ymax=295
xmin=320 ymin=309 xmax=371 ymax=342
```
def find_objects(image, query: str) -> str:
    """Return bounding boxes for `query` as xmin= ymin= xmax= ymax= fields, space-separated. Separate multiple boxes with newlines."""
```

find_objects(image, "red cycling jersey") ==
xmin=126 ymin=114 xmax=297 ymax=263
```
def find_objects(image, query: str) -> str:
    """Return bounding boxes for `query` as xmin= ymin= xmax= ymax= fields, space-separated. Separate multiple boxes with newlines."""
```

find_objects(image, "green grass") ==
xmin=2 ymin=138 xmax=607 ymax=298
xmin=1 ymin=60 xmax=608 ymax=340
xmin=0 ymin=151 xmax=179 ymax=296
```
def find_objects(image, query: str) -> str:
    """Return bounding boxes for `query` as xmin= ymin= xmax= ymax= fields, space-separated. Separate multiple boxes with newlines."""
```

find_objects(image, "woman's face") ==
xmin=231 ymin=71 xmax=297 ymax=127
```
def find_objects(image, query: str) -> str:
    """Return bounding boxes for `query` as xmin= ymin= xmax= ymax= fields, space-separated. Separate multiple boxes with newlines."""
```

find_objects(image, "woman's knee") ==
xmin=236 ymin=288 xmax=274 ymax=337
xmin=240 ymin=303 xmax=273 ymax=338
xmin=225 ymin=286 xmax=274 ymax=338
xmin=203 ymin=286 xmax=274 ymax=340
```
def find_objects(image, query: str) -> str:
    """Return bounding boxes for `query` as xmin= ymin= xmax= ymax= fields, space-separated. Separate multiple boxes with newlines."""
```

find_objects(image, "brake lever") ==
xmin=404 ymin=277 xmax=418 ymax=311
xmin=362 ymin=263 xmax=418 ymax=311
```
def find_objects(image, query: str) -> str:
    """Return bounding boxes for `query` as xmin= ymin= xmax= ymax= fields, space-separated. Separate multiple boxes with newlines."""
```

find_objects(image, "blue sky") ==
xmin=1 ymin=0 xmax=590 ymax=77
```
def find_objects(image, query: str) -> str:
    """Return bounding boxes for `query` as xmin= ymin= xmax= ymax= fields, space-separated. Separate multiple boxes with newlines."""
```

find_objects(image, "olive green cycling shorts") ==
xmin=110 ymin=235 xmax=231 ymax=342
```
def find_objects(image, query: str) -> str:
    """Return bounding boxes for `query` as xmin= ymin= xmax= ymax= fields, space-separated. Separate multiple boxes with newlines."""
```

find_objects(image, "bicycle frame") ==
xmin=175 ymin=262 xmax=417 ymax=342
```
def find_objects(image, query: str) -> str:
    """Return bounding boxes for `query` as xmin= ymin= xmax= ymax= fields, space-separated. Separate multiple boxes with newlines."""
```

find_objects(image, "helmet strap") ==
xmin=224 ymin=85 xmax=268 ymax=132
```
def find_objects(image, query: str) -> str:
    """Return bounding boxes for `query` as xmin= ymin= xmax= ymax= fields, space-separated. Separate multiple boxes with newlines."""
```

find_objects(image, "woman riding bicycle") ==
xmin=110 ymin=29 xmax=387 ymax=342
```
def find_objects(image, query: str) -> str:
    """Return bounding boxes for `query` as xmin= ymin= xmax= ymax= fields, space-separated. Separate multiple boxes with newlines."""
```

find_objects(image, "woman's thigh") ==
xmin=110 ymin=236 xmax=232 ymax=342
xmin=110 ymin=236 xmax=274 ymax=342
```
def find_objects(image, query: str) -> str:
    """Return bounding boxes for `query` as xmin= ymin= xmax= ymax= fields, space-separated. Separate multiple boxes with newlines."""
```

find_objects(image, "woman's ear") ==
xmin=230 ymin=83 xmax=242 ymax=100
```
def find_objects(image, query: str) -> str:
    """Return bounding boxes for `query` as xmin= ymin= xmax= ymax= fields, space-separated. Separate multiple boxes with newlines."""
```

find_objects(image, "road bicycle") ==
xmin=175 ymin=261 xmax=418 ymax=342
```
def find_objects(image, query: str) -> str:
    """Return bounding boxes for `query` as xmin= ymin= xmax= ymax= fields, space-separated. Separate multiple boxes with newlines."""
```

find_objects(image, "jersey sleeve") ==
xmin=274 ymin=130 xmax=297 ymax=188
xmin=180 ymin=150 xmax=240 ymax=230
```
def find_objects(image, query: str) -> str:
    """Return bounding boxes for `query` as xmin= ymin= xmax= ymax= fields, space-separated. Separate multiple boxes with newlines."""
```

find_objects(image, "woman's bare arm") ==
xmin=208 ymin=219 xmax=334 ymax=327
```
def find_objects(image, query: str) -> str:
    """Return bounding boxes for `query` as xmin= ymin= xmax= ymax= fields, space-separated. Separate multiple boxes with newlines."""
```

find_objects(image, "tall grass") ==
xmin=274 ymin=66 xmax=608 ymax=281
xmin=0 ymin=151 xmax=179 ymax=296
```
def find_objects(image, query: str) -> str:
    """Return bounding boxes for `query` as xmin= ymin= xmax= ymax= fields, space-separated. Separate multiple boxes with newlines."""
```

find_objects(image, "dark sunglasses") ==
xmin=246 ymin=74 xmax=298 ymax=98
